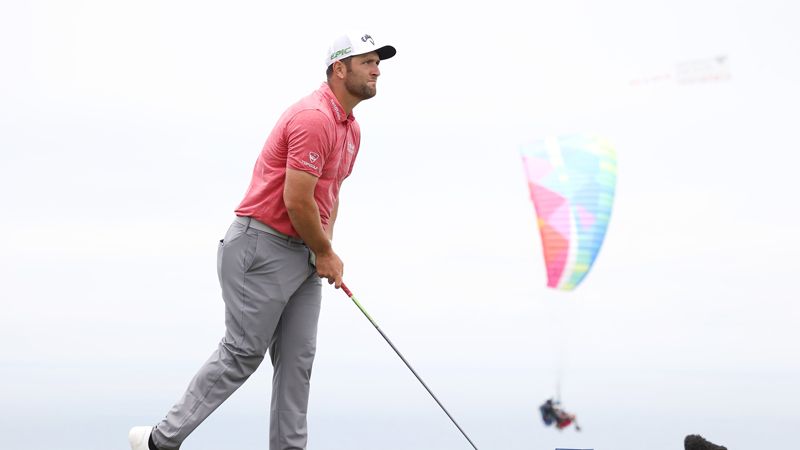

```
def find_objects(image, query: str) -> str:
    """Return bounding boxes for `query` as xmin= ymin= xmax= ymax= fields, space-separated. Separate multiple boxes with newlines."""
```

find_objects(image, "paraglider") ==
xmin=519 ymin=135 xmax=617 ymax=291
xmin=521 ymin=135 xmax=617 ymax=433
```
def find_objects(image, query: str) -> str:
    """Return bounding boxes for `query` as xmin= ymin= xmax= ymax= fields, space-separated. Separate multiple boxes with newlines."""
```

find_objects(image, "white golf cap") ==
xmin=325 ymin=32 xmax=396 ymax=67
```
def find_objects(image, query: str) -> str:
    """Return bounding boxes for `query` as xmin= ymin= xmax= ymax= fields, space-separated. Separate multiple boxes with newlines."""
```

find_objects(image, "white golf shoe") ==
xmin=128 ymin=426 xmax=153 ymax=450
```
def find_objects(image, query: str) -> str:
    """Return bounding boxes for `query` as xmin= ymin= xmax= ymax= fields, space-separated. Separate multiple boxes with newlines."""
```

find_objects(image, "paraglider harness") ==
xmin=540 ymin=398 xmax=579 ymax=430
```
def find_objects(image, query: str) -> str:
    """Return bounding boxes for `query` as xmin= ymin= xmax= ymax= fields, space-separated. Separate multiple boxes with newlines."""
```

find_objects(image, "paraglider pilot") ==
xmin=539 ymin=398 xmax=581 ymax=431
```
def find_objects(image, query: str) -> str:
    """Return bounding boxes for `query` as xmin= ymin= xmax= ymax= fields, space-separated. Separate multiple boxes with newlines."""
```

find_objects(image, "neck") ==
xmin=327 ymin=81 xmax=360 ymax=116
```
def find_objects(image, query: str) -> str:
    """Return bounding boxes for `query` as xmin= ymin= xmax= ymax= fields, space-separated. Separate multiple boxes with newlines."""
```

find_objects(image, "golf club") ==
xmin=340 ymin=283 xmax=479 ymax=450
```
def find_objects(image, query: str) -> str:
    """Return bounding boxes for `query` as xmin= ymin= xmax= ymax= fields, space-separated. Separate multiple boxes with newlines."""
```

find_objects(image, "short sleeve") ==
xmin=285 ymin=109 xmax=331 ymax=177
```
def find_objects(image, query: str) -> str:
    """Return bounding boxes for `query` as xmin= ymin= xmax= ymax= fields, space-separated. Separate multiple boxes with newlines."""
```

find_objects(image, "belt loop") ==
xmin=245 ymin=216 xmax=252 ymax=230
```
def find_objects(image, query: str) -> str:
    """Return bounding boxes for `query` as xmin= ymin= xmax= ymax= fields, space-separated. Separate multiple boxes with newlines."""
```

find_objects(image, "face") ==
xmin=342 ymin=51 xmax=381 ymax=100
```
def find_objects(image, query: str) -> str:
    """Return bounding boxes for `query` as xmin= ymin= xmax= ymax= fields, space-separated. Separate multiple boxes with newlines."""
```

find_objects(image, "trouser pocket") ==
xmin=217 ymin=239 xmax=224 ymax=285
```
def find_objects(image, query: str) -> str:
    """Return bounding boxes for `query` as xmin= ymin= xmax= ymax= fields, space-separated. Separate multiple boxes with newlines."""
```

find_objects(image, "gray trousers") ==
xmin=151 ymin=218 xmax=322 ymax=450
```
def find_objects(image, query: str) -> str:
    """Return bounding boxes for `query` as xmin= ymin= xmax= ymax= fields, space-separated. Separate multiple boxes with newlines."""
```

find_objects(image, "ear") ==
xmin=333 ymin=60 xmax=347 ymax=79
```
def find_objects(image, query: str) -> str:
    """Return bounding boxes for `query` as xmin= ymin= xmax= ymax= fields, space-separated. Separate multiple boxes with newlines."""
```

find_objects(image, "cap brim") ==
xmin=375 ymin=45 xmax=396 ymax=61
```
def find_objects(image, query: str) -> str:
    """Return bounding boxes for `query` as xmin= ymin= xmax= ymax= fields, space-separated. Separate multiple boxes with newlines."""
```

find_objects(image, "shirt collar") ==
xmin=319 ymin=82 xmax=355 ymax=124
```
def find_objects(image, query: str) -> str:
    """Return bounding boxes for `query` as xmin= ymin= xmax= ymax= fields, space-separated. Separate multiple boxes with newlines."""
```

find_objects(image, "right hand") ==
xmin=314 ymin=249 xmax=343 ymax=289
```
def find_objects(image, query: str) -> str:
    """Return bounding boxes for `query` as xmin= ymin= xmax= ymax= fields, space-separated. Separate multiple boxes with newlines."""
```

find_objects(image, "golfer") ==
xmin=129 ymin=32 xmax=396 ymax=450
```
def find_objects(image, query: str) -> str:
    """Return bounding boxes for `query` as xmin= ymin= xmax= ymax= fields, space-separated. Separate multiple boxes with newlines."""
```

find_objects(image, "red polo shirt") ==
xmin=235 ymin=83 xmax=360 ymax=237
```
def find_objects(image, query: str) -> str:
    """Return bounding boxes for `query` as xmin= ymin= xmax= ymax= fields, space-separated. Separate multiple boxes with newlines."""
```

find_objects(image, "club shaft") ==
xmin=341 ymin=284 xmax=479 ymax=450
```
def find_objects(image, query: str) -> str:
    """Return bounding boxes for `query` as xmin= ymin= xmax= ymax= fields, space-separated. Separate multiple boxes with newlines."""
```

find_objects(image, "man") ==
xmin=684 ymin=434 xmax=727 ymax=450
xmin=539 ymin=398 xmax=558 ymax=426
xmin=539 ymin=398 xmax=581 ymax=432
xmin=129 ymin=32 xmax=396 ymax=450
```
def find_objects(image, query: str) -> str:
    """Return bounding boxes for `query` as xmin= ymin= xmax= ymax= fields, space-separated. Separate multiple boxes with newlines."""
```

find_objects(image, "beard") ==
xmin=344 ymin=76 xmax=377 ymax=100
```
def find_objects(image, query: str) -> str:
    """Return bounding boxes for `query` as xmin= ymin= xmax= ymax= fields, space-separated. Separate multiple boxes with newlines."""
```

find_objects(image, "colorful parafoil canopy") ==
xmin=520 ymin=135 xmax=617 ymax=291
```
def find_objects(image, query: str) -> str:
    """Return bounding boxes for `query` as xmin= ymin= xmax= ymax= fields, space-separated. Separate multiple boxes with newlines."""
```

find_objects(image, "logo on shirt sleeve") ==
xmin=300 ymin=151 xmax=320 ymax=171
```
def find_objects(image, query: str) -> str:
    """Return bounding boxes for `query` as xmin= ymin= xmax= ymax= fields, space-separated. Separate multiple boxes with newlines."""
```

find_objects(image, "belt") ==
xmin=235 ymin=216 xmax=305 ymax=245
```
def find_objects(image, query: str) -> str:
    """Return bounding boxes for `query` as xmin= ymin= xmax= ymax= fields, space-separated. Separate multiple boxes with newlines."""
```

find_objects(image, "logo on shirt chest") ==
xmin=309 ymin=152 xmax=320 ymax=163
xmin=346 ymin=142 xmax=354 ymax=154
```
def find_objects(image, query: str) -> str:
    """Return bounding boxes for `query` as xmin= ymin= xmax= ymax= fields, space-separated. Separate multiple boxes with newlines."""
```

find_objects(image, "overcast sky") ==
xmin=2 ymin=1 xmax=799 ymax=449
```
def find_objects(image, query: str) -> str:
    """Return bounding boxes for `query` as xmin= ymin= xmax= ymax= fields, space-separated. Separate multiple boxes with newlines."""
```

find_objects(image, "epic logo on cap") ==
xmin=330 ymin=47 xmax=352 ymax=61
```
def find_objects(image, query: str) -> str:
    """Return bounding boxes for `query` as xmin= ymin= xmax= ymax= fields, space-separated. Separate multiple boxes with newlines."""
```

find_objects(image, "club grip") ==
xmin=341 ymin=283 xmax=353 ymax=298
